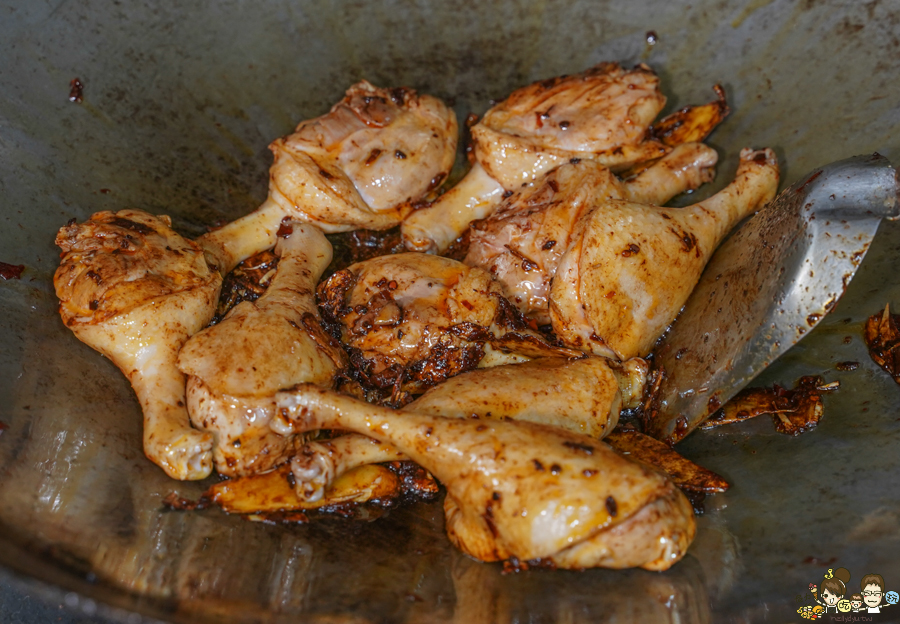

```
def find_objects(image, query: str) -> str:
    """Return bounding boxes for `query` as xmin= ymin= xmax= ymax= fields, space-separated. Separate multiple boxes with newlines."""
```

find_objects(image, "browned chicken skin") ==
xmin=274 ymin=385 xmax=695 ymax=571
xmin=465 ymin=143 xmax=718 ymax=323
xmin=402 ymin=63 xmax=669 ymax=253
xmin=473 ymin=63 xmax=667 ymax=180
xmin=177 ymin=222 xmax=345 ymax=476
xmin=550 ymin=148 xmax=779 ymax=360
xmin=270 ymin=81 xmax=458 ymax=229
xmin=200 ymin=81 xmax=458 ymax=273
xmin=282 ymin=356 xmax=649 ymax=502
xmin=54 ymin=210 xmax=221 ymax=480
xmin=318 ymin=252 xmax=578 ymax=398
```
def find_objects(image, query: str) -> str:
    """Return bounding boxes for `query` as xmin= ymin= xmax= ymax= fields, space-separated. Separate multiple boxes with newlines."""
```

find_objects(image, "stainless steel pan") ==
xmin=2 ymin=1 xmax=900 ymax=622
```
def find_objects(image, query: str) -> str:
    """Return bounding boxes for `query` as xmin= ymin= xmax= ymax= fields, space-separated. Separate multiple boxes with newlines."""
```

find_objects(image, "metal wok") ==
xmin=1 ymin=1 xmax=900 ymax=622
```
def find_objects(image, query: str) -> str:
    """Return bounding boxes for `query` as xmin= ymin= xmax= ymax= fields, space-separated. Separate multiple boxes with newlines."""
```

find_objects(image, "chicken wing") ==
xmin=402 ymin=63 xmax=669 ymax=253
xmin=177 ymin=222 xmax=346 ymax=476
xmin=200 ymin=81 xmax=458 ymax=273
xmin=465 ymin=143 xmax=718 ymax=322
xmin=274 ymin=385 xmax=695 ymax=570
xmin=550 ymin=148 xmax=779 ymax=360
xmin=54 ymin=210 xmax=221 ymax=480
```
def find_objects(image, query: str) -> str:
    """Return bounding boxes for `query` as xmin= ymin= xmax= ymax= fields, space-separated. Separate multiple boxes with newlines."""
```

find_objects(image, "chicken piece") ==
xmin=289 ymin=435 xmax=407 ymax=501
xmin=604 ymin=429 xmax=729 ymax=494
xmin=650 ymin=85 xmax=730 ymax=148
xmin=699 ymin=375 xmax=836 ymax=435
xmin=408 ymin=355 xmax=647 ymax=432
xmin=465 ymin=144 xmax=718 ymax=322
xmin=615 ymin=86 xmax=730 ymax=182
xmin=213 ymin=249 xmax=278 ymax=321
xmin=200 ymin=81 xmax=458 ymax=273
xmin=205 ymin=463 xmax=403 ymax=514
xmin=401 ymin=162 xmax=507 ymax=255
xmin=402 ymin=63 xmax=669 ymax=253
xmin=274 ymin=384 xmax=695 ymax=571
xmin=864 ymin=304 xmax=900 ymax=384
xmin=283 ymin=356 xmax=648 ymax=502
xmin=177 ymin=222 xmax=346 ymax=476
xmin=318 ymin=252 xmax=579 ymax=399
xmin=54 ymin=210 xmax=221 ymax=480
xmin=550 ymin=148 xmax=779 ymax=360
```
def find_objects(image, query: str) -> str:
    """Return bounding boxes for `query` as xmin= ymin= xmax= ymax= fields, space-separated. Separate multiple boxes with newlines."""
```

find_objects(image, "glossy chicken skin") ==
xmin=402 ymin=63 xmax=668 ymax=253
xmin=465 ymin=144 xmax=718 ymax=322
xmin=54 ymin=210 xmax=220 ymax=480
xmin=200 ymin=81 xmax=458 ymax=273
xmin=289 ymin=435 xmax=406 ymax=502
xmin=550 ymin=148 xmax=780 ymax=360
xmin=274 ymin=385 xmax=695 ymax=570
xmin=408 ymin=355 xmax=648 ymax=433
xmin=318 ymin=253 xmax=577 ymax=396
xmin=474 ymin=62 xmax=667 ymax=181
xmin=178 ymin=222 xmax=345 ymax=476
xmin=282 ymin=356 xmax=648 ymax=502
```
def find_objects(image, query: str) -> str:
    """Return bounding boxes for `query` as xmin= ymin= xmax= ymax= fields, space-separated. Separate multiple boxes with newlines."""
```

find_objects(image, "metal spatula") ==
xmin=645 ymin=153 xmax=899 ymax=445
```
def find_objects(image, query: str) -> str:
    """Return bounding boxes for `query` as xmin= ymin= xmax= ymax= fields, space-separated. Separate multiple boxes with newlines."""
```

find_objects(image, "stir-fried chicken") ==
xmin=287 ymin=435 xmax=407 ymax=502
xmin=408 ymin=355 xmax=646 ymax=431
xmin=465 ymin=144 xmax=717 ymax=322
xmin=52 ymin=69 xmax=773 ymax=572
xmin=177 ymin=222 xmax=345 ymax=476
xmin=279 ymin=356 xmax=648 ymax=501
xmin=550 ymin=148 xmax=779 ymax=360
xmin=274 ymin=385 xmax=695 ymax=571
xmin=402 ymin=63 xmax=670 ymax=253
xmin=318 ymin=252 xmax=579 ymax=400
xmin=200 ymin=81 xmax=458 ymax=273
xmin=54 ymin=210 xmax=221 ymax=480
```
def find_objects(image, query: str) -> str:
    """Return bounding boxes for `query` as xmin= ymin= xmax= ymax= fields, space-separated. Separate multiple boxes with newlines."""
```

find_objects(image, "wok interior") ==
xmin=1 ymin=1 xmax=900 ymax=622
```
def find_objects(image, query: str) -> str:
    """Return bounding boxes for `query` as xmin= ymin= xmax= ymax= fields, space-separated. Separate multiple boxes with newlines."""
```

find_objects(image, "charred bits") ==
xmin=0 ymin=262 xmax=25 ymax=280
xmin=108 ymin=217 xmax=153 ymax=235
xmin=364 ymin=148 xmax=383 ymax=165
xmin=68 ymin=78 xmax=84 ymax=103
xmin=621 ymin=243 xmax=640 ymax=257
xmin=162 ymin=492 xmax=209 ymax=511
xmin=504 ymin=245 xmax=538 ymax=272
xmin=484 ymin=499 xmax=499 ymax=537
xmin=605 ymin=496 xmax=618 ymax=517
xmin=276 ymin=218 xmax=294 ymax=238
xmin=864 ymin=306 xmax=900 ymax=384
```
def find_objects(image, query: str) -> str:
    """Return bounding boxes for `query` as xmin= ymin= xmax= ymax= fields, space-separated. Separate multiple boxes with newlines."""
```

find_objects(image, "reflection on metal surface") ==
xmin=650 ymin=154 xmax=899 ymax=443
